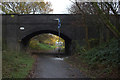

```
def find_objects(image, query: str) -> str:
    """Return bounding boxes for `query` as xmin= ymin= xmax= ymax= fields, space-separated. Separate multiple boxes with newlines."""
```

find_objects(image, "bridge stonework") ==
xmin=2 ymin=14 xmax=119 ymax=54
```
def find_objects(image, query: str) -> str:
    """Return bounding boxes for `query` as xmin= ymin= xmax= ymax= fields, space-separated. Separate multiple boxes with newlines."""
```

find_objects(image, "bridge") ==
xmin=2 ymin=14 xmax=118 ymax=54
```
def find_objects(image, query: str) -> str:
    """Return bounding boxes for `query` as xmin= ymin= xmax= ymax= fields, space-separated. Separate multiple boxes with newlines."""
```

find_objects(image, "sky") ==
xmin=45 ymin=0 xmax=73 ymax=14
xmin=0 ymin=0 xmax=73 ymax=14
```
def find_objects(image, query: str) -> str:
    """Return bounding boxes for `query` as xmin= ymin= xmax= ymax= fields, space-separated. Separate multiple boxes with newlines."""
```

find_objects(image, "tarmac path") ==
xmin=32 ymin=54 xmax=88 ymax=78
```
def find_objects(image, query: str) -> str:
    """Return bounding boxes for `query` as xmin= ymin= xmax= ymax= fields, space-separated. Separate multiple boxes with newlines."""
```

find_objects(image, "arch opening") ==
xmin=21 ymin=30 xmax=72 ymax=55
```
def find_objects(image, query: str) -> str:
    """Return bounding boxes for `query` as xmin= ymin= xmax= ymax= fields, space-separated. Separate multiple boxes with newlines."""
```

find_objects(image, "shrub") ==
xmin=84 ymin=39 xmax=120 ymax=66
xmin=71 ymin=40 xmax=87 ymax=55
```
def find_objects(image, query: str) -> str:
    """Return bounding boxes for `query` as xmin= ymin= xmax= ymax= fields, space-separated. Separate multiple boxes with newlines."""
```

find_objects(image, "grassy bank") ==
xmin=29 ymin=41 xmax=55 ymax=51
xmin=2 ymin=51 xmax=34 ymax=78
xmin=38 ymin=43 xmax=55 ymax=50
xmin=65 ymin=39 xmax=120 ymax=78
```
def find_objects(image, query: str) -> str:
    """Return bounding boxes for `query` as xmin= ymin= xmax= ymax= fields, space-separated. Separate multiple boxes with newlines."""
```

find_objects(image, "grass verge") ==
xmin=38 ymin=43 xmax=55 ymax=50
xmin=2 ymin=51 xmax=34 ymax=78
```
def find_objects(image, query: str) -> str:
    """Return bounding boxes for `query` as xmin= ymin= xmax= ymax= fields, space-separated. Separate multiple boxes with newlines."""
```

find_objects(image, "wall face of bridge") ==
xmin=2 ymin=14 xmax=119 ymax=53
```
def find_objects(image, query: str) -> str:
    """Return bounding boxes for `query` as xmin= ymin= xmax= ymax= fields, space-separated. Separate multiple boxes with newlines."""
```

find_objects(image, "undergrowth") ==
xmin=66 ymin=39 xmax=120 ymax=78
xmin=29 ymin=39 xmax=55 ymax=50
xmin=80 ymin=39 xmax=120 ymax=67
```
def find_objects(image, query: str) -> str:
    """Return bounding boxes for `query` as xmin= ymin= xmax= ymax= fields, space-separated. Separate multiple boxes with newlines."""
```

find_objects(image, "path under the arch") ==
xmin=30 ymin=53 xmax=88 ymax=78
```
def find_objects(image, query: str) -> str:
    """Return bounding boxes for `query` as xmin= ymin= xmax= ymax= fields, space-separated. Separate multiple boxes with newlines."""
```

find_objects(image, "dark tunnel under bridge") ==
xmin=21 ymin=30 xmax=72 ymax=55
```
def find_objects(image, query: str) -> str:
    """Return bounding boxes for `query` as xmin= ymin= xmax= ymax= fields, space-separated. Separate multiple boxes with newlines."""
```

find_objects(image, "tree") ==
xmin=32 ymin=33 xmax=65 ymax=46
xmin=92 ymin=2 xmax=120 ymax=39
xmin=69 ymin=1 xmax=92 ymax=49
xmin=68 ymin=1 xmax=120 ymax=48
xmin=0 ymin=1 xmax=53 ymax=14
xmin=92 ymin=2 xmax=120 ymax=50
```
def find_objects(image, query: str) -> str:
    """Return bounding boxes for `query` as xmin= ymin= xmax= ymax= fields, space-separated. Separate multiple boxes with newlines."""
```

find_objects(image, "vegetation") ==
xmin=92 ymin=2 xmax=120 ymax=39
xmin=29 ymin=39 xmax=55 ymax=50
xmin=1 ymin=0 xmax=119 ymax=78
xmin=67 ymin=2 xmax=120 ymax=78
xmin=0 ymin=0 xmax=53 ymax=14
xmin=68 ymin=1 xmax=120 ymax=49
xmin=2 ymin=51 xmax=34 ymax=78
xmin=33 ymin=33 xmax=65 ymax=46
xmin=66 ymin=39 xmax=120 ymax=78
xmin=29 ymin=33 xmax=65 ymax=51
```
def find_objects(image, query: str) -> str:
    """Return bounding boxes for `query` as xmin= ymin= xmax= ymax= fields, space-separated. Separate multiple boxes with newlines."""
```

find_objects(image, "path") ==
xmin=32 ymin=54 xmax=88 ymax=78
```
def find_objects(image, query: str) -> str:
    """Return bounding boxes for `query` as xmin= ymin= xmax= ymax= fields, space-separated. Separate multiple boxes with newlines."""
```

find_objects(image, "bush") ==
xmin=71 ymin=40 xmax=87 ymax=55
xmin=84 ymin=39 xmax=120 ymax=66
xmin=66 ymin=39 xmax=120 ymax=78
xmin=29 ymin=40 xmax=40 ymax=50
xmin=88 ymin=38 xmax=99 ymax=48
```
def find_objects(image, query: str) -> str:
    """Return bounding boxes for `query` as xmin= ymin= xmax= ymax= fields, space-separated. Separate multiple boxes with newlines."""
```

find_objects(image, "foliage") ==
xmin=0 ymin=1 xmax=53 ymax=14
xmin=29 ymin=39 xmax=55 ymax=50
xmin=68 ymin=1 xmax=120 ymax=39
xmin=77 ymin=39 xmax=119 ymax=77
xmin=66 ymin=39 xmax=119 ymax=78
xmin=68 ymin=2 xmax=96 ymax=14
xmin=93 ymin=2 xmax=120 ymax=38
xmin=32 ymin=33 xmax=65 ymax=46
xmin=84 ymin=39 xmax=120 ymax=66
xmin=88 ymin=38 xmax=99 ymax=48
xmin=38 ymin=43 xmax=54 ymax=50
xmin=69 ymin=1 xmax=119 ymax=15
xmin=71 ymin=40 xmax=87 ymax=54
xmin=76 ymin=39 xmax=120 ymax=66
xmin=2 ymin=51 xmax=34 ymax=78
xmin=29 ymin=33 xmax=65 ymax=51
xmin=29 ymin=39 xmax=40 ymax=50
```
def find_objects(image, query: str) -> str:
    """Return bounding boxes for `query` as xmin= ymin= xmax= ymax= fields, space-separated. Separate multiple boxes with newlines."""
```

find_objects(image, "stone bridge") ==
xmin=2 ymin=14 xmax=119 ymax=54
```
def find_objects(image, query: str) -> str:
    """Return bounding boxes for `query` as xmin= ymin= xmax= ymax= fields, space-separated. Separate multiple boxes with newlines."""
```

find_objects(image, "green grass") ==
xmin=29 ymin=41 xmax=56 ymax=50
xmin=50 ymin=45 xmax=56 ymax=49
xmin=2 ymin=51 xmax=34 ymax=78
xmin=38 ymin=43 xmax=55 ymax=50
xmin=29 ymin=39 xmax=65 ymax=51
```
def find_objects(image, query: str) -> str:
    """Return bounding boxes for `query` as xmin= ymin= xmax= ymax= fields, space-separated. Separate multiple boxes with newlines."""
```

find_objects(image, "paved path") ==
xmin=32 ymin=54 xmax=87 ymax=78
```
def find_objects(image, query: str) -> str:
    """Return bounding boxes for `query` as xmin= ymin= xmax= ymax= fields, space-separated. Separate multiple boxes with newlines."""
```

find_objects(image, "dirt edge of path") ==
xmin=26 ymin=54 xmax=38 ymax=78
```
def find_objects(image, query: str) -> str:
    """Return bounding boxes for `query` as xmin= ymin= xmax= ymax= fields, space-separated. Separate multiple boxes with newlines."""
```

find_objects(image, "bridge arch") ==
xmin=20 ymin=30 xmax=72 ymax=55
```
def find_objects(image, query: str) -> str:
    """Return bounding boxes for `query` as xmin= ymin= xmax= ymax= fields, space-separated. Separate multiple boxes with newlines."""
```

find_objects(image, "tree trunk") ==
xmin=85 ymin=24 xmax=90 ymax=49
xmin=93 ymin=3 xmax=120 ymax=39
xmin=99 ymin=26 xmax=104 ymax=44
xmin=83 ymin=15 xmax=90 ymax=50
xmin=106 ymin=28 xmax=110 ymax=42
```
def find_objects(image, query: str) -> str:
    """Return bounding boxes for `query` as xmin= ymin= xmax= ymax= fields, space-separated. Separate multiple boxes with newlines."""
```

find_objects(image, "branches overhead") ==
xmin=0 ymin=1 xmax=53 ymax=14
xmin=68 ymin=0 xmax=119 ymax=15
xmin=93 ymin=2 xmax=120 ymax=38
xmin=68 ymin=0 xmax=120 ymax=38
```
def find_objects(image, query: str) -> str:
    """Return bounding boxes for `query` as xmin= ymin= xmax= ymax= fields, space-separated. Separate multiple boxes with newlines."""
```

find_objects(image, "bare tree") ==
xmin=68 ymin=0 xmax=120 ymax=49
